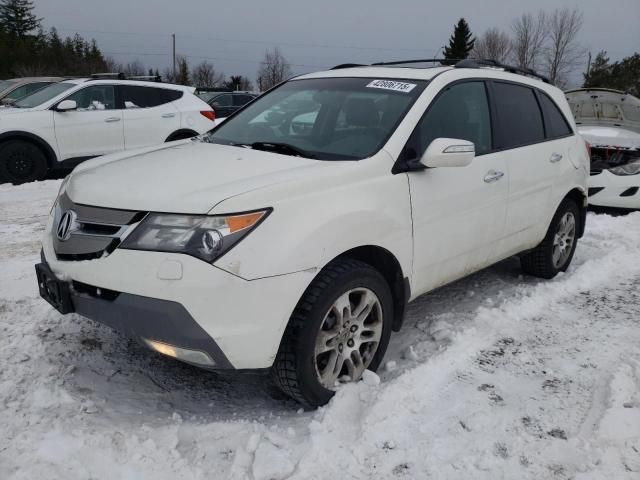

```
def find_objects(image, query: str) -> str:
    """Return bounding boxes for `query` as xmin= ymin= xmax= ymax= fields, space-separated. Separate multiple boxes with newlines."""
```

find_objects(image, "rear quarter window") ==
xmin=538 ymin=92 xmax=573 ymax=139
xmin=492 ymin=82 xmax=545 ymax=149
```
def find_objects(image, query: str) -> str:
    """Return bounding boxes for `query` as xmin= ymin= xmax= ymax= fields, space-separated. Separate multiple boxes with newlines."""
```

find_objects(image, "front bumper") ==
xmin=40 ymin=216 xmax=315 ymax=369
xmin=589 ymin=170 xmax=640 ymax=209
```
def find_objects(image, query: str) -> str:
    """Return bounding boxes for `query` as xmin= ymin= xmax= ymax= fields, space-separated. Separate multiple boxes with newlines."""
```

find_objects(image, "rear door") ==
xmin=120 ymin=85 xmax=182 ymax=148
xmin=489 ymin=81 xmax=570 ymax=255
xmin=407 ymin=80 xmax=509 ymax=294
xmin=53 ymin=84 xmax=124 ymax=160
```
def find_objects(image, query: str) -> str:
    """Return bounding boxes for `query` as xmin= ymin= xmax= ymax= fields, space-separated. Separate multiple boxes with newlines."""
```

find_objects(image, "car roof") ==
xmin=7 ymin=76 xmax=65 ymax=83
xmin=61 ymin=78 xmax=196 ymax=93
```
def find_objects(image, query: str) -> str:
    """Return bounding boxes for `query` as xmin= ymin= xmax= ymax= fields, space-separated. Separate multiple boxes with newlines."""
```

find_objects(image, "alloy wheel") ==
xmin=314 ymin=288 xmax=383 ymax=388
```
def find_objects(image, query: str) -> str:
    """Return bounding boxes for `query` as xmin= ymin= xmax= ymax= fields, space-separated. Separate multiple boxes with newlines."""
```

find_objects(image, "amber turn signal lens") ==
xmin=225 ymin=211 xmax=265 ymax=233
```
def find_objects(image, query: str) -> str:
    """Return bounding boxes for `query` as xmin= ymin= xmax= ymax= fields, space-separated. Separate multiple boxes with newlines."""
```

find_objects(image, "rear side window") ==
xmin=492 ymin=82 xmax=544 ymax=149
xmin=538 ymin=93 xmax=572 ymax=139
xmin=120 ymin=86 xmax=182 ymax=108
xmin=233 ymin=94 xmax=253 ymax=107
xmin=411 ymin=81 xmax=492 ymax=156
xmin=211 ymin=94 xmax=232 ymax=107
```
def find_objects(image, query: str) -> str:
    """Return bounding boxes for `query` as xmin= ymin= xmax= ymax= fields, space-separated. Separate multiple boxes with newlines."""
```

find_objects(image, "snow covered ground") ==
xmin=1 ymin=179 xmax=640 ymax=480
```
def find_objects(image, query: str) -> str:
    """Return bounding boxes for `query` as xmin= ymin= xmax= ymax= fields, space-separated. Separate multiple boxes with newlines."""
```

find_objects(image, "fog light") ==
xmin=143 ymin=338 xmax=216 ymax=367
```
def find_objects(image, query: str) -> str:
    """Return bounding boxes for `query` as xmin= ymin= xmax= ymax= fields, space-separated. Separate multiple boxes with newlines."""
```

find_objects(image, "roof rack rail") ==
xmin=331 ymin=63 xmax=367 ymax=70
xmin=89 ymin=73 xmax=125 ymax=80
xmin=86 ymin=73 xmax=164 ymax=83
xmin=371 ymin=58 xmax=458 ymax=66
xmin=329 ymin=58 xmax=550 ymax=83
xmin=454 ymin=59 xmax=550 ymax=83
xmin=128 ymin=75 xmax=162 ymax=82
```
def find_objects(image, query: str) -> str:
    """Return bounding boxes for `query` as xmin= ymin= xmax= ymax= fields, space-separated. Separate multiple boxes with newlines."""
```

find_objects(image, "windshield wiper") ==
xmin=250 ymin=142 xmax=316 ymax=159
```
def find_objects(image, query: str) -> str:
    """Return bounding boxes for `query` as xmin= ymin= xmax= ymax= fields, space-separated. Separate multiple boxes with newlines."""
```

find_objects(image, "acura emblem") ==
xmin=56 ymin=210 xmax=77 ymax=241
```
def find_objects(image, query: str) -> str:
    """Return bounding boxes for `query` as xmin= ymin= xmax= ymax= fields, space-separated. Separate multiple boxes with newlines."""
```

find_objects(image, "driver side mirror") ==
xmin=421 ymin=138 xmax=475 ymax=168
xmin=56 ymin=99 xmax=77 ymax=112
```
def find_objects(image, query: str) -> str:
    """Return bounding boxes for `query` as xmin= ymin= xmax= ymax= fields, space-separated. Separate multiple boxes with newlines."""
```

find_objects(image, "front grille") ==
xmin=53 ymin=193 xmax=146 ymax=261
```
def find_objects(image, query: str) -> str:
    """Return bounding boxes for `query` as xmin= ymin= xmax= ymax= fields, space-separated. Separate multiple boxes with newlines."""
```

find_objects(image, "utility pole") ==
xmin=172 ymin=34 xmax=176 ymax=80
xmin=586 ymin=51 xmax=592 ymax=77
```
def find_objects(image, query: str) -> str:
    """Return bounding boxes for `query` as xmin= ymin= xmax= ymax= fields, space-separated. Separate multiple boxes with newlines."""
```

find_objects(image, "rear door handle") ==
xmin=484 ymin=170 xmax=505 ymax=183
xmin=104 ymin=117 xmax=121 ymax=123
xmin=161 ymin=113 xmax=176 ymax=118
xmin=550 ymin=153 xmax=563 ymax=163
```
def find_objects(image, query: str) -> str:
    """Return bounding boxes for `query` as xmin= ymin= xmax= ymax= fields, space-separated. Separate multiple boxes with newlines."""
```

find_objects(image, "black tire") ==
xmin=520 ymin=199 xmax=580 ymax=279
xmin=272 ymin=259 xmax=394 ymax=407
xmin=0 ymin=140 xmax=48 ymax=184
xmin=165 ymin=131 xmax=197 ymax=142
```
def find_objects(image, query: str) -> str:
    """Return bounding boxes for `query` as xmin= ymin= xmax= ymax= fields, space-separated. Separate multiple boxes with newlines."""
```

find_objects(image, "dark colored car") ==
xmin=202 ymin=92 xmax=257 ymax=118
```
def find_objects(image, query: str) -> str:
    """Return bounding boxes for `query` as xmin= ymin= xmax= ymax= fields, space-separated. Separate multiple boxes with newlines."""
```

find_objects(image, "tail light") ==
xmin=200 ymin=110 xmax=215 ymax=122
xmin=584 ymin=139 xmax=591 ymax=158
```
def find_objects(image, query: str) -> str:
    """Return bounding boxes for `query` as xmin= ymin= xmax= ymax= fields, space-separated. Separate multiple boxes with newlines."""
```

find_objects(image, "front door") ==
xmin=406 ymin=81 xmax=508 ymax=295
xmin=53 ymin=84 xmax=124 ymax=160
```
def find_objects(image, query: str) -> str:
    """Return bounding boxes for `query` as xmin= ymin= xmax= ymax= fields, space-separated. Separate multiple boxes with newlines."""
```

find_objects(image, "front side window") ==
xmin=205 ymin=77 xmax=427 ymax=160
xmin=493 ymin=82 xmax=544 ymax=149
xmin=65 ymin=85 xmax=116 ymax=111
xmin=14 ymin=82 xmax=74 ymax=108
xmin=538 ymin=92 xmax=572 ymax=139
xmin=408 ymin=81 xmax=492 ymax=157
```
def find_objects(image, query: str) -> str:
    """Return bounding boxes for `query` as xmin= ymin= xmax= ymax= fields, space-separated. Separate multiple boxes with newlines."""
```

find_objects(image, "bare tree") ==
xmin=472 ymin=28 xmax=512 ymax=63
xmin=543 ymin=8 xmax=585 ymax=87
xmin=256 ymin=47 xmax=291 ymax=91
xmin=511 ymin=11 xmax=548 ymax=70
xmin=122 ymin=60 xmax=145 ymax=76
xmin=191 ymin=61 xmax=225 ymax=88
xmin=162 ymin=67 xmax=175 ymax=83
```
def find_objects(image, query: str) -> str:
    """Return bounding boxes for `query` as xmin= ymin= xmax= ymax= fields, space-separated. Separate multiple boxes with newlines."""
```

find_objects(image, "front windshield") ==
xmin=0 ymin=80 xmax=17 ymax=93
xmin=14 ymin=82 xmax=74 ymax=108
xmin=204 ymin=77 xmax=427 ymax=160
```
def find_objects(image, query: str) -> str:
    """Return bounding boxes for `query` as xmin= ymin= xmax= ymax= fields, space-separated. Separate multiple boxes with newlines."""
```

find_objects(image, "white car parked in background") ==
xmin=36 ymin=60 xmax=589 ymax=407
xmin=566 ymin=88 xmax=640 ymax=209
xmin=0 ymin=77 xmax=215 ymax=184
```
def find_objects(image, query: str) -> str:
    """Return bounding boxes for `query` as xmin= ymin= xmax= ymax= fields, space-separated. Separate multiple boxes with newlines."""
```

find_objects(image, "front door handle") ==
xmin=484 ymin=170 xmax=505 ymax=183
xmin=105 ymin=117 xmax=121 ymax=123
xmin=161 ymin=113 xmax=176 ymax=118
xmin=550 ymin=153 xmax=563 ymax=163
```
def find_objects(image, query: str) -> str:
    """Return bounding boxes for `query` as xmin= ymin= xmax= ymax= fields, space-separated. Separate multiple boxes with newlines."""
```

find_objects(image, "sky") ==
xmin=32 ymin=0 xmax=639 ymax=87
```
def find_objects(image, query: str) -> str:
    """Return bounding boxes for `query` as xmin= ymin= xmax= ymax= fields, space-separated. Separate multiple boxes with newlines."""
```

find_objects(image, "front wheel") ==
xmin=0 ymin=140 xmax=48 ymax=184
xmin=272 ymin=259 xmax=393 ymax=407
xmin=520 ymin=199 xmax=580 ymax=279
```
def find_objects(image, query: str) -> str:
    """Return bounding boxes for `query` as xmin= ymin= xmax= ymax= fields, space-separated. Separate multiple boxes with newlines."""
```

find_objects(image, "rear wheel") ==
xmin=0 ymin=140 xmax=48 ymax=184
xmin=272 ymin=259 xmax=393 ymax=407
xmin=520 ymin=199 xmax=580 ymax=279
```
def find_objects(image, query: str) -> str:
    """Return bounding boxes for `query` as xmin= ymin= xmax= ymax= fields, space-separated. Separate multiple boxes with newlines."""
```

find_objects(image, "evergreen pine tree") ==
xmin=583 ymin=51 xmax=611 ymax=88
xmin=0 ymin=0 xmax=40 ymax=38
xmin=443 ymin=18 xmax=475 ymax=61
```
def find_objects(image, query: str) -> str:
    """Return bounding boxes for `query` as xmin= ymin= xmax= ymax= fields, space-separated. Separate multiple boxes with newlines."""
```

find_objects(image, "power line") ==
xmin=53 ymin=27 xmax=428 ymax=53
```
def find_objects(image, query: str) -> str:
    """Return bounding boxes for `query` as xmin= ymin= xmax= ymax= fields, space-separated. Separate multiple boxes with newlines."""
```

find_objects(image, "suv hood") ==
xmin=66 ymin=140 xmax=322 ymax=213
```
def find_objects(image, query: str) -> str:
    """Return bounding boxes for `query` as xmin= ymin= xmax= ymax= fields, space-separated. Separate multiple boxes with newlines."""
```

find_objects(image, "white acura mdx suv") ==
xmin=0 ymin=77 xmax=215 ymax=184
xmin=36 ymin=60 xmax=589 ymax=406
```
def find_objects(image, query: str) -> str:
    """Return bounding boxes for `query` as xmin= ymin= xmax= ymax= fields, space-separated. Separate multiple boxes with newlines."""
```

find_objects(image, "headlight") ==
xmin=609 ymin=159 xmax=640 ymax=176
xmin=120 ymin=209 xmax=270 ymax=262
